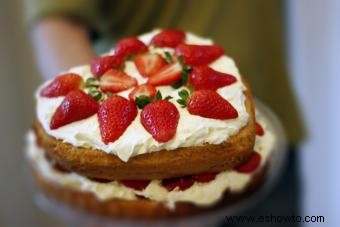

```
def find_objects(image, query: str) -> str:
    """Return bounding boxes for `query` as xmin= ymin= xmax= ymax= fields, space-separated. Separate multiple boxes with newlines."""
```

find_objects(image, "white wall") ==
xmin=287 ymin=0 xmax=340 ymax=226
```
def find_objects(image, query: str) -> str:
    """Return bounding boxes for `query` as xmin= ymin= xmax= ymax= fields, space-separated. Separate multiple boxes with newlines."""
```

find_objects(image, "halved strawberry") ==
xmin=255 ymin=122 xmax=265 ymax=136
xmin=235 ymin=151 xmax=261 ymax=173
xmin=128 ymin=84 xmax=157 ymax=101
xmin=114 ymin=37 xmax=147 ymax=59
xmin=151 ymin=29 xmax=186 ymax=48
xmin=134 ymin=53 xmax=166 ymax=77
xmin=50 ymin=90 xmax=99 ymax=129
xmin=98 ymin=95 xmax=137 ymax=144
xmin=140 ymin=100 xmax=179 ymax=142
xmin=120 ymin=180 xmax=150 ymax=191
xmin=40 ymin=73 xmax=83 ymax=98
xmin=187 ymin=90 xmax=238 ymax=120
xmin=175 ymin=44 xmax=224 ymax=66
xmin=90 ymin=55 xmax=122 ymax=77
xmin=147 ymin=62 xmax=182 ymax=86
xmin=99 ymin=69 xmax=137 ymax=93
xmin=189 ymin=66 xmax=236 ymax=90
xmin=162 ymin=176 xmax=194 ymax=191
xmin=192 ymin=172 xmax=217 ymax=183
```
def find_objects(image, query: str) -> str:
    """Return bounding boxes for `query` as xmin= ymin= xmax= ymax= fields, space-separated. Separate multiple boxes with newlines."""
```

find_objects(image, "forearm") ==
xmin=31 ymin=17 xmax=95 ymax=80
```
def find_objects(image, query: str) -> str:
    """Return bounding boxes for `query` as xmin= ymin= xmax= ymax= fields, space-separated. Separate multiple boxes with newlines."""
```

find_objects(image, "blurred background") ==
xmin=0 ymin=0 xmax=339 ymax=226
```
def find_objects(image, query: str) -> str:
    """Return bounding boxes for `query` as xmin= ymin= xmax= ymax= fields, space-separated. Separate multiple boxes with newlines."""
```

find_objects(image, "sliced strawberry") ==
xmin=140 ymin=100 xmax=179 ymax=142
xmin=98 ymin=95 xmax=137 ymax=144
xmin=187 ymin=90 xmax=238 ymax=120
xmin=134 ymin=53 xmax=166 ymax=77
xmin=175 ymin=44 xmax=224 ymax=66
xmin=40 ymin=73 xmax=83 ymax=98
xmin=189 ymin=66 xmax=236 ymax=90
xmin=151 ymin=29 xmax=186 ymax=48
xmin=255 ymin=122 xmax=265 ymax=136
xmin=120 ymin=180 xmax=150 ymax=191
xmin=235 ymin=151 xmax=261 ymax=173
xmin=114 ymin=37 xmax=147 ymax=59
xmin=90 ymin=55 xmax=122 ymax=77
xmin=128 ymin=84 xmax=157 ymax=101
xmin=192 ymin=172 xmax=217 ymax=183
xmin=162 ymin=176 xmax=194 ymax=191
xmin=99 ymin=69 xmax=137 ymax=93
xmin=147 ymin=62 xmax=182 ymax=86
xmin=50 ymin=90 xmax=99 ymax=129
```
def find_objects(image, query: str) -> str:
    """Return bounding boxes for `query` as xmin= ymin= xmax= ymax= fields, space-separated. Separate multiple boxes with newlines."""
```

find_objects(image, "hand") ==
xmin=31 ymin=17 xmax=95 ymax=80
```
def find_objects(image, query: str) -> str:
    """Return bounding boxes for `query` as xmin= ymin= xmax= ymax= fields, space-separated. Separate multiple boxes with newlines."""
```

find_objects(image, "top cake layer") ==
xmin=36 ymin=30 xmax=250 ymax=162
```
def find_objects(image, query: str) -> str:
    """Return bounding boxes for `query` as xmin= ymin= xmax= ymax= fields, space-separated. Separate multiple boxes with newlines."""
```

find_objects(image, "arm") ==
xmin=31 ymin=17 xmax=95 ymax=80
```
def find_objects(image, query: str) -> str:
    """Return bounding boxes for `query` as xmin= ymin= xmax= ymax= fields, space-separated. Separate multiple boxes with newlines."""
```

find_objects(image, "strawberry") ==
xmin=128 ymin=84 xmax=157 ymax=101
xmin=50 ymin=90 xmax=99 ymax=129
xmin=235 ymin=151 xmax=261 ymax=173
xmin=186 ymin=90 xmax=238 ymax=120
xmin=192 ymin=172 xmax=217 ymax=183
xmin=151 ymin=29 xmax=185 ymax=48
xmin=255 ymin=122 xmax=265 ymax=136
xmin=90 ymin=55 xmax=122 ymax=77
xmin=40 ymin=73 xmax=83 ymax=98
xmin=134 ymin=53 xmax=166 ymax=77
xmin=120 ymin=180 xmax=151 ymax=191
xmin=189 ymin=66 xmax=236 ymax=90
xmin=175 ymin=44 xmax=224 ymax=66
xmin=99 ymin=69 xmax=137 ymax=93
xmin=162 ymin=176 xmax=194 ymax=191
xmin=98 ymin=95 xmax=137 ymax=144
xmin=140 ymin=100 xmax=179 ymax=142
xmin=114 ymin=37 xmax=147 ymax=59
xmin=147 ymin=62 xmax=182 ymax=86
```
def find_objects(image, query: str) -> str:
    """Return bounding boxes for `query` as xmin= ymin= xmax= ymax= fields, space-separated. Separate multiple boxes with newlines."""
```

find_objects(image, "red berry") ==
xmin=151 ymin=29 xmax=186 ymax=48
xmin=120 ymin=180 xmax=150 ymax=191
xmin=189 ymin=66 xmax=236 ymax=90
xmin=175 ymin=44 xmax=224 ymax=66
xmin=147 ymin=62 xmax=182 ymax=86
xmin=114 ymin=37 xmax=147 ymax=59
xmin=98 ymin=96 xmax=137 ymax=144
xmin=187 ymin=90 xmax=238 ymax=120
xmin=99 ymin=69 xmax=137 ymax=93
xmin=256 ymin=122 xmax=265 ymax=136
xmin=128 ymin=84 xmax=157 ymax=101
xmin=40 ymin=73 xmax=83 ymax=98
xmin=162 ymin=176 xmax=194 ymax=191
xmin=90 ymin=55 xmax=122 ymax=77
xmin=192 ymin=172 xmax=217 ymax=183
xmin=134 ymin=53 xmax=166 ymax=77
xmin=140 ymin=100 xmax=179 ymax=142
xmin=50 ymin=90 xmax=99 ymax=129
xmin=235 ymin=151 xmax=261 ymax=173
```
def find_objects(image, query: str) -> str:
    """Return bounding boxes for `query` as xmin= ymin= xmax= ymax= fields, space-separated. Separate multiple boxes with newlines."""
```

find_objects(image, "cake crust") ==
xmin=34 ymin=81 xmax=255 ymax=181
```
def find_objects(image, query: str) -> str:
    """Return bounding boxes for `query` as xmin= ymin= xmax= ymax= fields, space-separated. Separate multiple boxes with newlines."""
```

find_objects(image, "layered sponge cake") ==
xmin=27 ymin=29 xmax=276 ymax=218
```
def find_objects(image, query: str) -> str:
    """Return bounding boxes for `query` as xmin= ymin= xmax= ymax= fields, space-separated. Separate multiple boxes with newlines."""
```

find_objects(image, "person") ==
xmin=24 ymin=0 xmax=305 ymax=226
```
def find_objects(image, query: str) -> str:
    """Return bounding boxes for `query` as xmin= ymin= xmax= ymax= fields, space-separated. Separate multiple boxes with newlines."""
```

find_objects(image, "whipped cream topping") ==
xmin=36 ymin=30 xmax=249 ymax=162
xmin=27 ymin=115 xmax=275 ymax=209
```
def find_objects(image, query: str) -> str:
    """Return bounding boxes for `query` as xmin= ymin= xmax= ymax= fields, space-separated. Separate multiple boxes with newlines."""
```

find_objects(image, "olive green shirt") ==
xmin=24 ymin=0 xmax=305 ymax=144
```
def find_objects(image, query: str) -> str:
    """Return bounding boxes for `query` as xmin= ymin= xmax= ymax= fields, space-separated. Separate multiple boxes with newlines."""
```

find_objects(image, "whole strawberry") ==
xmin=50 ymin=90 xmax=99 ymax=129
xmin=114 ymin=37 xmax=147 ymax=59
xmin=181 ymin=89 xmax=238 ymax=120
xmin=141 ymin=100 xmax=179 ymax=142
xmin=98 ymin=95 xmax=137 ymax=144
xmin=175 ymin=44 xmax=224 ymax=66
xmin=189 ymin=66 xmax=236 ymax=90
xmin=90 ymin=55 xmax=122 ymax=77
xmin=40 ymin=73 xmax=83 ymax=97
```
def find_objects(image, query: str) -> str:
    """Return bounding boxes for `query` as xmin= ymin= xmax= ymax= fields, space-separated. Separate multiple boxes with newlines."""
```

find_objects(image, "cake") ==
xmin=27 ymin=29 xmax=276 ymax=219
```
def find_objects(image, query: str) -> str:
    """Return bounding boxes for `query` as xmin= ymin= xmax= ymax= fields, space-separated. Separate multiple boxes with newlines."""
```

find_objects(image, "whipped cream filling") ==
xmin=27 ymin=116 xmax=274 ymax=209
xmin=36 ymin=31 xmax=249 ymax=162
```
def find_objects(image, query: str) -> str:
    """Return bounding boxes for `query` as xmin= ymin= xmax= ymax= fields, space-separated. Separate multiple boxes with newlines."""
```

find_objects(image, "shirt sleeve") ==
xmin=23 ymin=0 xmax=102 ymax=34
